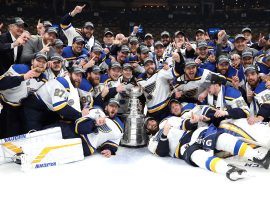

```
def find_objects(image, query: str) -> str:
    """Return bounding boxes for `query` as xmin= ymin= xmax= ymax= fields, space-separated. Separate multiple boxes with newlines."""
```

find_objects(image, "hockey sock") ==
xmin=191 ymin=149 xmax=229 ymax=174
xmin=216 ymin=133 xmax=258 ymax=160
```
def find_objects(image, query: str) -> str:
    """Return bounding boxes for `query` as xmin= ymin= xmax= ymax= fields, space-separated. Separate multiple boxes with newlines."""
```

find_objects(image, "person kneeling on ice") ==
xmin=148 ymin=117 xmax=270 ymax=181
xmin=75 ymin=98 xmax=124 ymax=157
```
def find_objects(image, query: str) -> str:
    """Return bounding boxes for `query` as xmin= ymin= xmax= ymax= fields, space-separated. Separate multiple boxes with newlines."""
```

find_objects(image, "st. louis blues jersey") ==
xmin=248 ymin=81 xmax=270 ymax=118
xmin=78 ymin=78 xmax=94 ymax=108
xmin=138 ymin=68 xmax=177 ymax=114
xmin=75 ymin=108 xmax=124 ymax=156
xmin=204 ymin=85 xmax=250 ymax=118
xmin=174 ymin=68 xmax=214 ymax=100
xmin=35 ymin=77 xmax=71 ymax=112
xmin=60 ymin=13 xmax=95 ymax=50
xmin=0 ymin=64 xmax=47 ymax=106
xmin=148 ymin=116 xmax=194 ymax=157
xmin=256 ymin=57 xmax=270 ymax=76
xmin=92 ymin=74 xmax=119 ymax=107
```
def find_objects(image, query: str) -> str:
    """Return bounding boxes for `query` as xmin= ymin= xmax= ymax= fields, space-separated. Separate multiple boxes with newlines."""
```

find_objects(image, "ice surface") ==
xmin=0 ymin=147 xmax=269 ymax=200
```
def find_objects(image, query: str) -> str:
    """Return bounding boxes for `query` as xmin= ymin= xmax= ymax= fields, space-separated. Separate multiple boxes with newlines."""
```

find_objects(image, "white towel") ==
xmin=207 ymin=86 xmax=224 ymax=109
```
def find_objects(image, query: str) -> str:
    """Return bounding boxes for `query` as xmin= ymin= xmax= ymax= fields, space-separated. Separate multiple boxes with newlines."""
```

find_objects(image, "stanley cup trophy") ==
xmin=121 ymin=86 xmax=148 ymax=147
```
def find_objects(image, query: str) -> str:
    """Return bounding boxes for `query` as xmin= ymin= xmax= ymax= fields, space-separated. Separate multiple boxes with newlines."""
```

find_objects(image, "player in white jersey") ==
xmin=44 ymin=54 xmax=67 ymax=80
xmin=0 ymin=52 xmax=48 ymax=137
xmin=148 ymin=117 xmax=270 ymax=181
xmin=94 ymin=62 xmax=125 ymax=108
xmin=0 ymin=52 xmax=48 ymax=105
xmin=152 ymin=41 xmax=173 ymax=70
xmin=172 ymin=59 xmax=221 ymax=103
xmin=75 ymin=99 xmax=124 ymax=157
xmin=60 ymin=4 xmax=96 ymax=51
xmin=23 ymin=66 xmax=85 ymax=136
xmin=244 ymin=65 xmax=270 ymax=124
xmin=115 ymin=63 xmax=143 ymax=116
xmin=201 ymin=74 xmax=250 ymax=126
xmin=137 ymin=55 xmax=184 ymax=121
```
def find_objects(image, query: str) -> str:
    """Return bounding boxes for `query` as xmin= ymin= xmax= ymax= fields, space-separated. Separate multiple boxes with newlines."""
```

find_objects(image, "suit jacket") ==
xmin=0 ymin=32 xmax=23 ymax=75
xmin=20 ymin=36 xmax=55 ymax=65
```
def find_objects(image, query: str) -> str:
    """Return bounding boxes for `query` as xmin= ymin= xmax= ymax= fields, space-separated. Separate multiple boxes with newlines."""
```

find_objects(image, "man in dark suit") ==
xmin=0 ymin=17 xmax=30 ymax=137
xmin=0 ymin=17 xmax=30 ymax=75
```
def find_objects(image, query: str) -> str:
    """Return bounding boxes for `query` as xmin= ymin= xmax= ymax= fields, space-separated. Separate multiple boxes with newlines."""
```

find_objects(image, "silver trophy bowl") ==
xmin=121 ymin=86 xmax=148 ymax=147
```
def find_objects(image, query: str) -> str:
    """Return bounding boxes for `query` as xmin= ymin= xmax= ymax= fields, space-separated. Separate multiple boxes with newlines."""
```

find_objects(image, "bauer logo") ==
xmin=4 ymin=134 xmax=27 ymax=142
xmin=35 ymin=162 xmax=56 ymax=169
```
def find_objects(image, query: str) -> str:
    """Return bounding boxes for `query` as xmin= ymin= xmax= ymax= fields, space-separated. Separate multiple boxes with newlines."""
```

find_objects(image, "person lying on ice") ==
xmin=147 ymin=114 xmax=270 ymax=181
xmin=75 ymin=98 xmax=124 ymax=157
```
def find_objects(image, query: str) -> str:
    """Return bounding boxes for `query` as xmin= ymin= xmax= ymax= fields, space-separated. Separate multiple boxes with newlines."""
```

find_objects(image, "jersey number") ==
xmin=261 ymin=94 xmax=270 ymax=103
xmin=81 ymin=95 xmax=91 ymax=104
xmin=235 ymin=99 xmax=247 ymax=107
xmin=54 ymin=89 xmax=65 ymax=97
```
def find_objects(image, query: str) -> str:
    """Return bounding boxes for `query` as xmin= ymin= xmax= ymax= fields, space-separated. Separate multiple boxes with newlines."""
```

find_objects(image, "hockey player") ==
xmin=173 ymin=58 xmax=219 ymax=103
xmin=44 ymin=54 xmax=66 ymax=80
xmin=236 ymin=50 xmax=254 ymax=87
xmin=62 ymin=36 xmax=88 ymax=62
xmin=255 ymin=52 xmax=270 ymax=77
xmin=148 ymin=118 xmax=270 ymax=181
xmin=230 ymin=34 xmax=258 ymax=56
xmin=115 ymin=63 xmax=139 ymax=115
xmin=0 ymin=52 xmax=48 ymax=137
xmin=193 ymin=40 xmax=216 ymax=72
xmin=129 ymin=45 xmax=148 ymax=77
xmin=115 ymin=62 xmax=146 ymax=118
xmin=137 ymin=55 xmax=184 ymax=121
xmin=242 ymin=27 xmax=253 ymax=47
xmin=75 ymin=99 xmax=124 ymax=157
xmin=143 ymin=33 xmax=154 ymax=52
xmin=244 ymin=65 xmax=270 ymax=124
xmin=201 ymin=74 xmax=250 ymax=126
xmin=195 ymin=29 xmax=207 ymax=42
xmin=93 ymin=62 xmax=125 ymax=108
xmin=160 ymin=31 xmax=173 ymax=59
xmin=128 ymin=37 xmax=139 ymax=56
xmin=214 ymin=30 xmax=233 ymax=56
xmin=53 ymin=39 xmax=65 ymax=55
xmin=60 ymin=4 xmax=96 ymax=50
xmin=86 ymin=65 xmax=100 ymax=89
xmin=112 ymin=45 xmax=130 ymax=65
xmin=23 ymin=66 xmax=85 ymax=134
xmin=152 ymin=41 xmax=173 ymax=70
xmin=215 ymin=55 xmax=239 ymax=88
xmin=169 ymin=99 xmax=196 ymax=117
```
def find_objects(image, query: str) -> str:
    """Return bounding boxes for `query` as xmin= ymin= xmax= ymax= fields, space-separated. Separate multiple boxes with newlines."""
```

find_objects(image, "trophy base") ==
xmin=120 ymin=143 xmax=147 ymax=148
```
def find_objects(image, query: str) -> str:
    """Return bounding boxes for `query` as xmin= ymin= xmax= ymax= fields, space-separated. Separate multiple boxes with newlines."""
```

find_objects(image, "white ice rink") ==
xmin=0 ymin=146 xmax=269 ymax=200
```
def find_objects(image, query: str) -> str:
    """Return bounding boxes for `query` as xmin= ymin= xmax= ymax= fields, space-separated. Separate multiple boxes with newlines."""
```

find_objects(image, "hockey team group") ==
xmin=1 ymin=5 xmax=270 ymax=181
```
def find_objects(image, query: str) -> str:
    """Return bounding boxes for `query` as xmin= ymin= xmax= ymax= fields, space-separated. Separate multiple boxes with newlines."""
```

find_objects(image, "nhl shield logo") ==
xmin=68 ymin=99 xmax=74 ymax=106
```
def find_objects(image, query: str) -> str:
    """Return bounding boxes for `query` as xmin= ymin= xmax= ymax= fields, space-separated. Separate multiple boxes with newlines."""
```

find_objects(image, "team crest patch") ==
xmin=98 ymin=124 xmax=112 ymax=133
xmin=144 ymin=82 xmax=156 ymax=94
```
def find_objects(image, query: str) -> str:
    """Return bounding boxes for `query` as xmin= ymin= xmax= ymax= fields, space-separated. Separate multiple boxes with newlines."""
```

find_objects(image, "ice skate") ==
xmin=253 ymin=149 xmax=270 ymax=169
xmin=226 ymin=164 xmax=247 ymax=181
